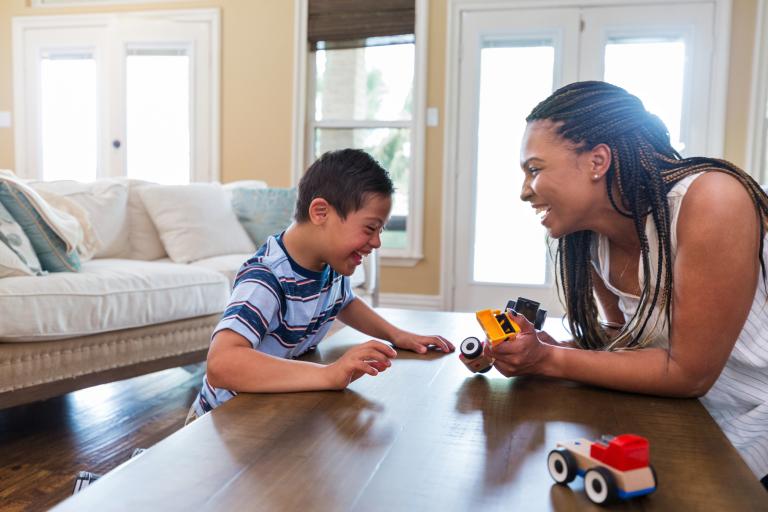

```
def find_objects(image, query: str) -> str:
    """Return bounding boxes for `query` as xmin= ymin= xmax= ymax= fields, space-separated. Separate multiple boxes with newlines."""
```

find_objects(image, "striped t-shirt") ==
xmin=193 ymin=233 xmax=355 ymax=415
xmin=592 ymin=172 xmax=768 ymax=480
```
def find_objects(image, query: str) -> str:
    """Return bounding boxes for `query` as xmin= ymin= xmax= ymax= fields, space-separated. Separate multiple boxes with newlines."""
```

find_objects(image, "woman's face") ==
xmin=519 ymin=120 xmax=609 ymax=238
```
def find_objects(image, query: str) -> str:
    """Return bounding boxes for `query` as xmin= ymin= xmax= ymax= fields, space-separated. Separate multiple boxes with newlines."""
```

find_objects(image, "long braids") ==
xmin=527 ymin=81 xmax=768 ymax=350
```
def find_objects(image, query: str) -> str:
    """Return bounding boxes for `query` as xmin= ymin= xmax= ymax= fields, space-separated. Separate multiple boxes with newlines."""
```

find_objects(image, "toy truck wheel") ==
xmin=547 ymin=449 xmax=578 ymax=484
xmin=584 ymin=467 xmax=619 ymax=505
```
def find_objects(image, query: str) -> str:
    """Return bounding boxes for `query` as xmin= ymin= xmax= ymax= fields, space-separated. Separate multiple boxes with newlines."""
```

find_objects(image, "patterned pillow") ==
xmin=0 ymin=201 xmax=44 ymax=275
xmin=230 ymin=187 xmax=297 ymax=246
xmin=0 ymin=182 xmax=80 ymax=272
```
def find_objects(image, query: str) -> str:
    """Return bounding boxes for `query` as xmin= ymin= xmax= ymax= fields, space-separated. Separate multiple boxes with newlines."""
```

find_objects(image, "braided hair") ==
xmin=526 ymin=81 xmax=768 ymax=350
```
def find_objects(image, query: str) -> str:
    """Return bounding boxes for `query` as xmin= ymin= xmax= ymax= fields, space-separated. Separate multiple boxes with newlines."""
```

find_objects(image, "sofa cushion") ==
xmin=139 ymin=183 xmax=255 ymax=263
xmin=187 ymin=253 xmax=253 ymax=287
xmin=121 ymin=179 xmax=168 ymax=261
xmin=231 ymin=187 xmax=297 ymax=246
xmin=0 ymin=238 xmax=35 ymax=278
xmin=0 ymin=200 xmax=43 ymax=275
xmin=0 ymin=181 xmax=81 ymax=272
xmin=0 ymin=259 xmax=230 ymax=341
xmin=30 ymin=180 xmax=130 ymax=258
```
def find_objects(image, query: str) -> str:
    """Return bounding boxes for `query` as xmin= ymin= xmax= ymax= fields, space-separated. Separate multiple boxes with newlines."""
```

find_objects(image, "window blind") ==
xmin=308 ymin=0 xmax=415 ymax=50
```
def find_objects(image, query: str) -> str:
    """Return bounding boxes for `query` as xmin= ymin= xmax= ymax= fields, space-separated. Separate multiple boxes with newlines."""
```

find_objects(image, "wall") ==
xmin=0 ymin=0 xmax=295 ymax=187
xmin=724 ymin=0 xmax=757 ymax=169
xmin=0 ymin=0 xmax=759 ymax=297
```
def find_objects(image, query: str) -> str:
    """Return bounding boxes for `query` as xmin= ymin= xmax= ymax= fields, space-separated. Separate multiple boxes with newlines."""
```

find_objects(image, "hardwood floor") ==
xmin=0 ymin=363 xmax=206 ymax=512
xmin=0 ymin=322 xmax=347 ymax=511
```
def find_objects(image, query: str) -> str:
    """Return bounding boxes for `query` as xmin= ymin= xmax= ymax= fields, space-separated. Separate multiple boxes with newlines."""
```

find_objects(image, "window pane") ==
xmin=315 ymin=43 xmax=414 ymax=121
xmin=473 ymin=43 xmax=553 ymax=285
xmin=40 ymin=52 xmax=98 ymax=181
xmin=604 ymin=38 xmax=686 ymax=152
xmin=126 ymin=48 xmax=190 ymax=184
xmin=314 ymin=127 xmax=409 ymax=249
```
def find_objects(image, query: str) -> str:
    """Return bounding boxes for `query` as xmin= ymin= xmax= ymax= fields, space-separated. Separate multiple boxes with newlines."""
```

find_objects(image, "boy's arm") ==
xmin=206 ymin=329 xmax=396 ymax=392
xmin=337 ymin=298 xmax=454 ymax=353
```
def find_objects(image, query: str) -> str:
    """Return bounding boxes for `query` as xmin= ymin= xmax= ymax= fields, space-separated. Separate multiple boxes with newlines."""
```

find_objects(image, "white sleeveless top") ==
xmin=591 ymin=172 xmax=768 ymax=479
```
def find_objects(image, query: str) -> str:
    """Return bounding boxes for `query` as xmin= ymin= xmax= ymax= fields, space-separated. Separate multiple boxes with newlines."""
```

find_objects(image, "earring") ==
xmin=593 ymin=174 xmax=599 ymax=179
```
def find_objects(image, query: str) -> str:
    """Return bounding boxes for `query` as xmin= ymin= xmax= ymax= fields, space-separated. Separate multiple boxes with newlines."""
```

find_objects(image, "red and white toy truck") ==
xmin=547 ymin=434 xmax=657 ymax=505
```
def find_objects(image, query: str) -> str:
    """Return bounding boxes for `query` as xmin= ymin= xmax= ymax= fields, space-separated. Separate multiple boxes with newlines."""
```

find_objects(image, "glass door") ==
xmin=451 ymin=3 xmax=715 ymax=313
xmin=452 ymin=9 xmax=579 ymax=313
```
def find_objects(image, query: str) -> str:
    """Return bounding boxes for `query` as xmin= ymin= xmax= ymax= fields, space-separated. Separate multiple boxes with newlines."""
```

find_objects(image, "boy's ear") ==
xmin=308 ymin=197 xmax=331 ymax=225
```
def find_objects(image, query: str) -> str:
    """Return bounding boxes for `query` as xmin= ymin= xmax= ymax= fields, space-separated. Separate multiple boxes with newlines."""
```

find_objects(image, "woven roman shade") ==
xmin=308 ymin=0 xmax=415 ymax=50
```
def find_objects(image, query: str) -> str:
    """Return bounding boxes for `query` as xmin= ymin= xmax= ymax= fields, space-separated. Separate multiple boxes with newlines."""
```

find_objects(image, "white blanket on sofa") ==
xmin=0 ymin=170 xmax=97 ymax=259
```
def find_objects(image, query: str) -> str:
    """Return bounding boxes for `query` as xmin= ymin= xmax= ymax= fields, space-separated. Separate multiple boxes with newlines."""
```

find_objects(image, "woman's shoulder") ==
xmin=680 ymin=170 xmax=753 ymax=206
xmin=676 ymin=170 xmax=758 ymax=238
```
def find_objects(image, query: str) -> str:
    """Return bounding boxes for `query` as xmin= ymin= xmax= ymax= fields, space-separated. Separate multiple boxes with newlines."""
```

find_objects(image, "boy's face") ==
xmin=324 ymin=193 xmax=392 ymax=276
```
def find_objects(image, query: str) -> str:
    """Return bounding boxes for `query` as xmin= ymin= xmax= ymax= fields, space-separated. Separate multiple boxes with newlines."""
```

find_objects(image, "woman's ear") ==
xmin=590 ymin=143 xmax=612 ymax=179
xmin=308 ymin=197 xmax=330 ymax=225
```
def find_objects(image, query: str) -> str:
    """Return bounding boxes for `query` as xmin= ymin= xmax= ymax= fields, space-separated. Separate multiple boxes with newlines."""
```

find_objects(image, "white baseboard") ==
xmin=378 ymin=293 xmax=443 ymax=310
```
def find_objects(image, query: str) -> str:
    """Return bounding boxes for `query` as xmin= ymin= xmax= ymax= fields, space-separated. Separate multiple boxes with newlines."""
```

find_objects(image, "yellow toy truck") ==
xmin=459 ymin=298 xmax=547 ymax=373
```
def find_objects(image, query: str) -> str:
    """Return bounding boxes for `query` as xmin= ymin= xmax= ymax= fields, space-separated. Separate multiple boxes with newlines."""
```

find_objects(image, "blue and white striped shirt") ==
xmin=193 ymin=233 xmax=355 ymax=415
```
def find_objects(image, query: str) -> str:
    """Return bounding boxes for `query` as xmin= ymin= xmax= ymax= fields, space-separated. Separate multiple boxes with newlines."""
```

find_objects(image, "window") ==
xmin=13 ymin=10 xmax=219 ymax=183
xmin=300 ymin=0 xmax=426 ymax=263
xmin=40 ymin=50 xmax=98 ymax=182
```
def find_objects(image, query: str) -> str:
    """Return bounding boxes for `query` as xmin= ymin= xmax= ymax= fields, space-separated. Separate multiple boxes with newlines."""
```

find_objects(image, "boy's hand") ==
xmin=325 ymin=340 xmax=397 ymax=389
xmin=391 ymin=331 xmax=455 ymax=354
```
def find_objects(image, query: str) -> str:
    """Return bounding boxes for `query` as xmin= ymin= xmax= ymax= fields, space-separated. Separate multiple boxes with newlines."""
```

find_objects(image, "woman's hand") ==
xmin=325 ymin=340 xmax=397 ymax=389
xmin=391 ymin=331 xmax=455 ymax=354
xmin=491 ymin=312 xmax=553 ymax=377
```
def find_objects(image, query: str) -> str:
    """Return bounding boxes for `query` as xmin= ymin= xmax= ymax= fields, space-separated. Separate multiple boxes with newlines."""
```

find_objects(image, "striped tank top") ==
xmin=591 ymin=172 xmax=768 ymax=479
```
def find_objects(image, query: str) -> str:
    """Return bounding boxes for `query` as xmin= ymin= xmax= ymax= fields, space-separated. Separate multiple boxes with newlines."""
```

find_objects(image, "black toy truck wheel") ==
xmin=584 ymin=466 xmax=619 ymax=505
xmin=460 ymin=336 xmax=484 ymax=358
xmin=649 ymin=464 xmax=658 ymax=491
xmin=547 ymin=449 xmax=578 ymax=484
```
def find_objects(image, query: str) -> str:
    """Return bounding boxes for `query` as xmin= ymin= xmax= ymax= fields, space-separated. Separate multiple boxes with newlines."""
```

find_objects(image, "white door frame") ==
xmin=440 ymin=0 xmax=732 ymax=310
xmin=12 ymin=9 xmax=220 ymax=182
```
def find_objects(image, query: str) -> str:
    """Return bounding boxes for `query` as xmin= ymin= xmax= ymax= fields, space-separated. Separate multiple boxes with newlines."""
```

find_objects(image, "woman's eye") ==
xmin=528 ymin=167 xmax=541 ymax=175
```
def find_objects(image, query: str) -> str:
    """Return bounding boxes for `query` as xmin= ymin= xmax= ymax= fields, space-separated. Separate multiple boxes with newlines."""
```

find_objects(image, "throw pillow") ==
xmin=31 ymin=180 xmax=130 ymax=258
xmin=0 ymin=201 xmax=43 ymax=276
xmin=119 ymin=179 xmax=168 ymax=261
xmin=0 ymin=238 xmax=33 ymax=278
xmin=230 ymin=187 xmax=297 ymax=246
xmin=0 ymin=182 xmax=80 ymax=272
xmin=139 ymin=183 xmax=256 ymax=263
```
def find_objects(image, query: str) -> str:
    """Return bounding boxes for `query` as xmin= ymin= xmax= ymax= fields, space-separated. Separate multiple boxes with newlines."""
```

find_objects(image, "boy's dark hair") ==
xmin=295 ymin=149 xmax=394 ymax=222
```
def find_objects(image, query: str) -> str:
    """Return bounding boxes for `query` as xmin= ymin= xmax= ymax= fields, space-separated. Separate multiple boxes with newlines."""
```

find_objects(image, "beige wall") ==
xmin=724 ymin=0 xmax=757 ymax=169
xmin=0 ymin=0 xmax=296 ymax=187
xmin=0 ymin=0 xmax=759 ymax=296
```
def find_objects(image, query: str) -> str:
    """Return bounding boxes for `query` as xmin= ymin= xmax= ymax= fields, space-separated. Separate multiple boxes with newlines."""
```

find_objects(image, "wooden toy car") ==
xmin=547 ymin=434 xmax=657 ymax=505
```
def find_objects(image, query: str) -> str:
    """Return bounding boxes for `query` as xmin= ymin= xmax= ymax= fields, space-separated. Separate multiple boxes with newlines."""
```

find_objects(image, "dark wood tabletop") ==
xmin=52 ymin=309 xmax=767 ymax=512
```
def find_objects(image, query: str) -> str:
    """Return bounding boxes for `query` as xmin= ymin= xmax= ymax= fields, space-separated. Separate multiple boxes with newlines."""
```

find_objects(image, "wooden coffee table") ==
xmin=52 ymin=309 xmax=766 ymax=511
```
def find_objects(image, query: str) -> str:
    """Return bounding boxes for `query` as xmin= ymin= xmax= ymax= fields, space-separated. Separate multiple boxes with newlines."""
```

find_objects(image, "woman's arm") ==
xmin=493 ymin=172 xmax=760 ymax=397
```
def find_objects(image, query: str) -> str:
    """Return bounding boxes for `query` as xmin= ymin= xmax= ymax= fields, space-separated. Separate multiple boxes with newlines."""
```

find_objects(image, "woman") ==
xmin=493 ymin=81 xmax=768 ymax=488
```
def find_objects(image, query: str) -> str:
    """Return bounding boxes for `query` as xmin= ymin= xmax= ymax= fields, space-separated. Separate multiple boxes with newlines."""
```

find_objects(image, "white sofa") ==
xmin=0 ymin=178 xmax=371 ymax=410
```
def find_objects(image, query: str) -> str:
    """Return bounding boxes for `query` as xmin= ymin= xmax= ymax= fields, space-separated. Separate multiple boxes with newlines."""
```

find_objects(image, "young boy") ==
xmin=189 ymin=149 xmax=454 ymax=420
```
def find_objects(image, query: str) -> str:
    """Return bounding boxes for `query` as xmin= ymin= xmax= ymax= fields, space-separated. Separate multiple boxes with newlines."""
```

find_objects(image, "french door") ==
xmin=13 ymin=10 xmax=219 ymax=183
xmin=450 ymin=1 xmax=717 ymax=313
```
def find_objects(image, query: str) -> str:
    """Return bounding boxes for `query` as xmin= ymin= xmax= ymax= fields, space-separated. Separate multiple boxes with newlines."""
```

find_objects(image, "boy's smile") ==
xmin=282 ymin=193 xmax=393 ymax=277
xmin=328 ymin=193 xmax=392 ymax=276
